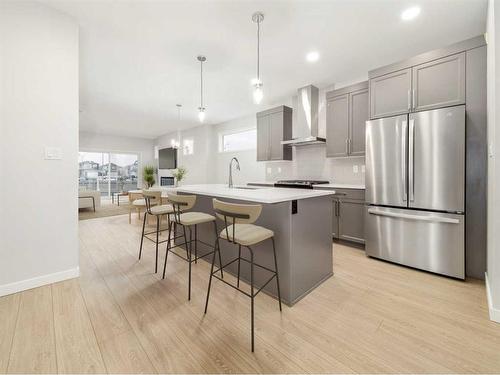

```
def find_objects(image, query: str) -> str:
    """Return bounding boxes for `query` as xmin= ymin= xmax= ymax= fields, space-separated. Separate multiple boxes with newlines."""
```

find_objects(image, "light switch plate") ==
xmin=44 ymin=147 xmax=62 ymax=160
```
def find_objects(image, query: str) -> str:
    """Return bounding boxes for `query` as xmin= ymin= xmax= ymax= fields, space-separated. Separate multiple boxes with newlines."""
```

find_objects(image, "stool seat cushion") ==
xmin=220 ymin=224 xmax=274 ymax=246
xmin=176 ymin=212 xmax=215 ymax=226
xmin=132 ymin=199 xmax=158 ymax=207
xmin=150 ymin=204 xmax=173 ymax=215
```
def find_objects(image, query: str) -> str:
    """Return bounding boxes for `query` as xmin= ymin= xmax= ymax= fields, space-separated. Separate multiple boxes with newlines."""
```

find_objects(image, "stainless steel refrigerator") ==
xmin=365 ymin=105 xmax=465 ymax=279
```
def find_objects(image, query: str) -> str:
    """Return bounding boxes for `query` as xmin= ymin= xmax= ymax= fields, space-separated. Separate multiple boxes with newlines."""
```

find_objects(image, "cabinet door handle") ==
xmin=407 ymin=89 xmax=411 ymax=111
xmin=345 ymin=139 xmax=349 ymax=154
xmin=412 ymin=89 xmax=416 ymax=111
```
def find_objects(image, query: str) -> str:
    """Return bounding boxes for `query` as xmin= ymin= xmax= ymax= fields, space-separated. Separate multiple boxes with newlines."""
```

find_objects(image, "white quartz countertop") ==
xmin=247 ymin=181 xmax=365 ymax=189
xmin=174 ymin=184 xmax=335 ymax=204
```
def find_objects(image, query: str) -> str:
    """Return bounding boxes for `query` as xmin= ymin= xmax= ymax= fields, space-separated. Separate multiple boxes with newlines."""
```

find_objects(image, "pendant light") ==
xmin=197 ymin=55 xmax=206 ymax=122
xmin=252 ymin=11 xmax=264 ymax=104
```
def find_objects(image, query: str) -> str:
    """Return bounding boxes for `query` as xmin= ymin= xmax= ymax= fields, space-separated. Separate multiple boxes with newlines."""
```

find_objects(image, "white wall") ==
xmin=0 ymin=1 xmax=79 ymax=295
xmin=79 ymin=131 xmax=155 ymax=186
xmin=487 ymin=0 xmax=500 ymax=323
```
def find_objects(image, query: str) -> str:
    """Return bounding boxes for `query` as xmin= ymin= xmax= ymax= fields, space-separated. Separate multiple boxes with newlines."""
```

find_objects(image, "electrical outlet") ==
xmin=353 ymin=165 xmax=359 ymax=173
xmin=44 ymin=147 xmax=62 ymax=160
xmin=267 ymin=167 xmax=272 ymax=174
xmin=278 ymin=167 xmax=282 ymax=173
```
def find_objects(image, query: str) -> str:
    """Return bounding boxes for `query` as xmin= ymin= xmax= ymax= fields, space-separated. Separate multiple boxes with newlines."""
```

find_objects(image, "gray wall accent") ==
xmin=465 ymin=45 xmax=488 ymax=279
xmin=369 ymin=35 xmax=486 ymax=79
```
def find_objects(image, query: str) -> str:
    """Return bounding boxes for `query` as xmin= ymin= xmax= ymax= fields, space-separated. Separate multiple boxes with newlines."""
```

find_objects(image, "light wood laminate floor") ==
xmin=0 ymin=214 xmax=499 ymax=373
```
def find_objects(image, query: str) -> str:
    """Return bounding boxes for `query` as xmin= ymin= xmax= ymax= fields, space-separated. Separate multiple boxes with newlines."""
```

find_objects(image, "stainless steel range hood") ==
xmin=281 ymin=84 xmax=325 ymax=146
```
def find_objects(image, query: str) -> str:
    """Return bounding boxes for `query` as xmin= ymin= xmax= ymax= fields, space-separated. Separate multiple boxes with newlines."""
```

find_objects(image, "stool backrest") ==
xmin=142 ymin=190 xmax=162 ymax=213
xmin=167 ymin=193 xmax=196 ymax=221
xmin=212 ymin=199 xmax=262 ymax=225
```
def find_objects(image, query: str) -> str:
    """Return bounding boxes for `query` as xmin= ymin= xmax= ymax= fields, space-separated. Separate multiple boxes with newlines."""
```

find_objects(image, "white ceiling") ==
xmin=42 ymin=0 xmax=487 ymax=139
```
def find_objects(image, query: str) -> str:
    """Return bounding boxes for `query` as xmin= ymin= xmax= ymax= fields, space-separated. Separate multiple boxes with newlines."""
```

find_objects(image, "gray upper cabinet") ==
xmin=326 ymin=94 xmax=349 ymax=157
xmin=326 ymin=81 xmax=368 ymax=158
xmin=256 ymin=106 xmax=292 ymax=161
xmin=349 ymin=88 xmax=369 ymax=156
xmin=412 ymin=52 xmax=466 ymax=112
xmin=256 ymin=115 xmax=269 ymax=161
xmin=369 ymin=68 xmax=412 ymax=119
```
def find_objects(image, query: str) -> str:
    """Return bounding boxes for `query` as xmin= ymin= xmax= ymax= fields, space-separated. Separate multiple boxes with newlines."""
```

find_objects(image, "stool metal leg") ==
xmin=139 ymin=212 xmax=147 ymax=260
xmin=182 ymin=225 xmax=192 ymax=300
xmin=271 ymin=237 xmax=282 ymax=311
xmin=204 ymin=236 xmax=219 ymax=314
xmin=212 ymin=221 xmax=223 ymax=278
xmin=162 ymin=219 xmax=173 ymax=279
xmin=155 ymin=215 xmax=160 ymax=273
xmin=237 ymin=244 xmax=241 ymax=287
xmin=194 ymin=225 xmax=198 ymax=264
xmin=248 ymin=246 xmax=255 ymax=352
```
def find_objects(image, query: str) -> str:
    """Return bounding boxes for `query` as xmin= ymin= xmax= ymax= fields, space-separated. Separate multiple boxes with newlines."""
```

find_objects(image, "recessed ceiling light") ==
xmin=401 ymin=6 xmax=421 ymax=21
xmin=306 ymin=51 xmax=320 ymax=63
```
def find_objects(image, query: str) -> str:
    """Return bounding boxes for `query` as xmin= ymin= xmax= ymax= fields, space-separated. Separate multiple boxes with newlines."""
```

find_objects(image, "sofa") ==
xmin=78 ymin=190 xmax=101 ymax=211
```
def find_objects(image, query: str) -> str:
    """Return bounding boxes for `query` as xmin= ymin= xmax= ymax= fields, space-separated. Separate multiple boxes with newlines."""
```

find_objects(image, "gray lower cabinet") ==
xmin=326 ymin=81 xmax=368 ymax=158
xmin=329 ymin=188 xmax=365 ymax=244
xmin=256 ymin=105 xmax=292 ymax=161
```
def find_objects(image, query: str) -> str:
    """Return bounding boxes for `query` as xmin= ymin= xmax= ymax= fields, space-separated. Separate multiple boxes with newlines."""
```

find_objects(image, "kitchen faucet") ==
xmin=228 ymin=157 xmax=240 ymax=188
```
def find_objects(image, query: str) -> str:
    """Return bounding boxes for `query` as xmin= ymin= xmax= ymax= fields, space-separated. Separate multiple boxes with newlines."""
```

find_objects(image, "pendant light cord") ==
xmin=200 ymin=60 xmax=204 ymax=108
xmin=257 ymin=20 xmax=260 ymax=81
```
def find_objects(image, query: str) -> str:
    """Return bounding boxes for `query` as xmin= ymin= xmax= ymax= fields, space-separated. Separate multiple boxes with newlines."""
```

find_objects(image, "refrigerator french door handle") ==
xmin=367 ymin=208 xmax=460 ymax=224
xmin=408 ymin=119 xmax=415 ymax=202
xmin=401 ymin=120 xmax=407 ymax=202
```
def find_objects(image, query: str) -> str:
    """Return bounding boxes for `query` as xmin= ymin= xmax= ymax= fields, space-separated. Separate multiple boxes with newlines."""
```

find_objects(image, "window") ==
xmin=220 ymin=129 xmax=257 ymax=152
xmin=79 ymin=151 xmax=139 ymax=197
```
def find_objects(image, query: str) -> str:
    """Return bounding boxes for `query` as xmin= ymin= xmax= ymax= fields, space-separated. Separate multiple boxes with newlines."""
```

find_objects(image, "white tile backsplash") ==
xmin=265 ymin=144 xmax=365 ymax=184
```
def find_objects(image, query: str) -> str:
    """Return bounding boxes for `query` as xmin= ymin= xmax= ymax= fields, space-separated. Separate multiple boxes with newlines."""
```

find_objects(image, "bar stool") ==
xmin=139 ymin=190 xmax=173 ymax=273
xmin=162 ymin=193 xmax=223 ymax=300
xmin=204 ymin=198 xmax=282 ymax=352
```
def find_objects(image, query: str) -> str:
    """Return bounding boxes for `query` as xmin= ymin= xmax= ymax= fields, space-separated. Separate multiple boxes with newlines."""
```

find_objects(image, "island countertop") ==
xmin=174 ymin=184 xmax=335 ymax=204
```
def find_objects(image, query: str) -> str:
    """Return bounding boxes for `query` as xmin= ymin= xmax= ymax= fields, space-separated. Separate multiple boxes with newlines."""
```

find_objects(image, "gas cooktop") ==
xmin=274 ymin=180 xmax=329 ymax=189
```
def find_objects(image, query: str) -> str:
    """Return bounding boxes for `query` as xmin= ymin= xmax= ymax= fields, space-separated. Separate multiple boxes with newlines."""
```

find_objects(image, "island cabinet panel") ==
xmin=326 ymin=81 xmax=368 ymax=158
xmin=256 ymin=105 xmax=292 ymax=161
xmin=412 ymin=52 xmax=466 ymax=112
xmin=329 ymin=188 xmax=365 ymax=244
xmin=369 ymin=68 xmax=411 ymax=119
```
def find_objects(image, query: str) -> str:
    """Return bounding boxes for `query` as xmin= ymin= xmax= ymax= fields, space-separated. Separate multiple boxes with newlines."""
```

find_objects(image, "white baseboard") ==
xmin=485 ymin=272 xmax=500 ymax=323
xmin=0 ymin=267 xmax=80 ymax=297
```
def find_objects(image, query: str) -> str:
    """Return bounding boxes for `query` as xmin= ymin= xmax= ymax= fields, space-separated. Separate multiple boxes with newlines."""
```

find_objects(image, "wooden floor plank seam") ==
xmin=4 ymin=295 xmax=21 ymax=373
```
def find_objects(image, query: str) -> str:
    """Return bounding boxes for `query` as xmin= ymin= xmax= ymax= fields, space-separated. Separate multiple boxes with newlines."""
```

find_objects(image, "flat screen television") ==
xmin=158 ymin=147 xmax=177 ymax=169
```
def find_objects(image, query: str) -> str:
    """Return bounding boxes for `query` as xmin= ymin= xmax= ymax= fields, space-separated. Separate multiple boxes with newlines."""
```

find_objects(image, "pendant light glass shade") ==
xmin=198 ymin=107 xmax=206 ymax=122
xmin=253 ymin=81 xmax=263 ymax=104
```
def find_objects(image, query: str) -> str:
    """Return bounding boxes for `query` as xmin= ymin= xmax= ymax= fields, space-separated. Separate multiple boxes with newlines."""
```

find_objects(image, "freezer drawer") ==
xmin=365 ymin=206 xmax=464 ymax=279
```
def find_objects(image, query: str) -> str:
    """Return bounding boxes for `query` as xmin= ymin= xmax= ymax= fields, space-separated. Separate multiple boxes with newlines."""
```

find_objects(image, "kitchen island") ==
xmin=173 ymin=184 xmax=334 ymax=306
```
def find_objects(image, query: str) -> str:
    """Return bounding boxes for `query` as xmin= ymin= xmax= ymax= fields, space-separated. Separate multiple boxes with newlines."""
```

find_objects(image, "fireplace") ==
xmin=160 ymin=176 xmax=174 ymax=186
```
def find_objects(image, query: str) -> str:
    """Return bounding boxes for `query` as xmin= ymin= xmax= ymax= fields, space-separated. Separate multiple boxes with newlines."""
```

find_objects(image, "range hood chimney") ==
xmin=281 ymin=84 xmax=325 ymax=146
